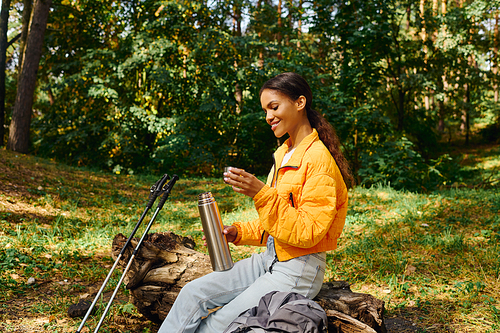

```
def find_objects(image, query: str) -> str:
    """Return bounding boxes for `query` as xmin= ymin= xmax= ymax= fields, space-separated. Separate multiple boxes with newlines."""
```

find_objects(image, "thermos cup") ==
xmin=197 ymin=192 xmax=234 ymax=271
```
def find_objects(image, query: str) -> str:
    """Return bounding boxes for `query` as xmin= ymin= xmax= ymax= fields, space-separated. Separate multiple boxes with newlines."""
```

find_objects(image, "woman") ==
xmin=158 ymin=72 xmax=353 ymax=333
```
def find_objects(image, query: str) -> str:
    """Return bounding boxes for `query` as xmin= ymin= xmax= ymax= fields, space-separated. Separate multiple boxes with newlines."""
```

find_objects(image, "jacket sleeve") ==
xmin=232 ymin=218 xmax=267 ymax=246
xmin=252 ymin=169 xmax=338 ymax=249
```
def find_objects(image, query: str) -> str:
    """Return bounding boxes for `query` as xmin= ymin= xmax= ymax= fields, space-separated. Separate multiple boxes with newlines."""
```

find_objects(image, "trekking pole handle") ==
xmin=157 ymin=174 xmax=179 ymax=210
xmin=146 ymin=173 xmax=170 ymax=208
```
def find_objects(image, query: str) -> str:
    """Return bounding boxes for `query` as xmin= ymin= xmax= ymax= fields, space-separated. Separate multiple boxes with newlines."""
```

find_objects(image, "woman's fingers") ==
xmin=223 ymin=225 xmax=238 ymax=243
xmin=223 ymin=167 xmax=264 ymax=198
xmin=223 ymin=167 xmax=243 ymax=184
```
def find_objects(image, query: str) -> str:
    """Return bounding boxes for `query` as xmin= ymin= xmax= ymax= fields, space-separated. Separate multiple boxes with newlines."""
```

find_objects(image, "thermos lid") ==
xmin=198 ymin=191 xmax=215 ymax=205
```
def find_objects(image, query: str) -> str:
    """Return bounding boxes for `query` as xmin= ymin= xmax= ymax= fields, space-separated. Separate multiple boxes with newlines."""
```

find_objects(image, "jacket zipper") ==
xmin=270 ymin=153 xmax=277 ymax=188
xmin=270 ymin=192 xmax=293 ymax=273
xmin=270 ymin=152 xmax=299 ymax=187
xmin=261 ymin=154 xmax=278 ymax=245
xmin=266 ymin=152 xmax=298 ymax=273
xmin=261 ymin=168 xmax=297 ymax=245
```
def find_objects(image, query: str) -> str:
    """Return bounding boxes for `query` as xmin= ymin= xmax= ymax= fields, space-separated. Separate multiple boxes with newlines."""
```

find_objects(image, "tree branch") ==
xmin=7 ymin=33 xmax=21 ymax=48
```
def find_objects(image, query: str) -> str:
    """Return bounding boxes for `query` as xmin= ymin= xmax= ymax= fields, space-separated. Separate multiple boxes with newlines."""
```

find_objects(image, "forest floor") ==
xmin=0 ymin=143 xmax=499 ymax=333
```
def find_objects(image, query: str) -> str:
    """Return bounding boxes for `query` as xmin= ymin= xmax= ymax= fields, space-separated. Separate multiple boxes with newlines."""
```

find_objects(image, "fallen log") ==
xmin=111 ymin=232 xmax=211 ymax=322
xmin=315 ymin=282 xmax=386 ymax=333
xmin=111 ymin=232 xmax=387 ymax=333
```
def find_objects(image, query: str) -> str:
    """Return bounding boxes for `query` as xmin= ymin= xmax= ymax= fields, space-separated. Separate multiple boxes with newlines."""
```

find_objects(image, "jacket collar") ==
xmin=274 ymin=128 xmax=319 ymax=168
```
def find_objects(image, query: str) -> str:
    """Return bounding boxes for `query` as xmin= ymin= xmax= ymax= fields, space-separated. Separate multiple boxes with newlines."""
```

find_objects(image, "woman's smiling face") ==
xmin=260 ymin=89 xmax=306 ymax=139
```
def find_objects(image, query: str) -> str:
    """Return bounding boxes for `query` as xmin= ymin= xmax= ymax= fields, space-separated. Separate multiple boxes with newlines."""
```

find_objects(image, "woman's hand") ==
xmin=223 ymin=167 xmax=265 ymax=198
xmin=223 ymin=225 xmax=238 ymax=243
xmin=202 ymin=225 xmax=238 ymax=244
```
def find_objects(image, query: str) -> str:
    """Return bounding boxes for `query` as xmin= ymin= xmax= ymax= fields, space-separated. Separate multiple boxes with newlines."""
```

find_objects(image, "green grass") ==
xmin=330 ymin=184 xmax=499 ymax=331
xmin=0 ymin=147 xmax=499 ymax=332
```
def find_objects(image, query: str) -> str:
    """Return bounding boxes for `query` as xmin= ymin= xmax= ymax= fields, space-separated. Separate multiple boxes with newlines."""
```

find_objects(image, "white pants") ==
xmin=158 ymin=237 xmax=326 ymax=333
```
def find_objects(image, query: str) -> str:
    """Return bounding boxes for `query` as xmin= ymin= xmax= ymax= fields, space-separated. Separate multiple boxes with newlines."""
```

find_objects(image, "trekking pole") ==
xmin=76 ymin=173 xmax=170 ymax=333
xmin=93 ymin=174 xmax=179 ymax=333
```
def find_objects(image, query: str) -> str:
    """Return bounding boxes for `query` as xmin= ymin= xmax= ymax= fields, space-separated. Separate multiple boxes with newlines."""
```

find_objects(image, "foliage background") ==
xmin=2 ymin=0 xmax=500 ymax=192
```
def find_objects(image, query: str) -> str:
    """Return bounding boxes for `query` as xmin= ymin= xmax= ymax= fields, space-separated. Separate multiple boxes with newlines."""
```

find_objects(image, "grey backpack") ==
xmin=223 ymin=291 xmax=328 ymax=333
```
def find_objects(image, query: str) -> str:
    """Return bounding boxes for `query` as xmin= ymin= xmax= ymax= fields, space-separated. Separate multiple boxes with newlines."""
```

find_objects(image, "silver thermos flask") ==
xmin=197 ymin=192 xmax=234 ymax=271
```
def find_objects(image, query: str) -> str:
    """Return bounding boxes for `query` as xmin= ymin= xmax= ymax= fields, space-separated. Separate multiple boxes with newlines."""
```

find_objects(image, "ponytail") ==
xmin=307 ymin=108 xmax=355 ymax=189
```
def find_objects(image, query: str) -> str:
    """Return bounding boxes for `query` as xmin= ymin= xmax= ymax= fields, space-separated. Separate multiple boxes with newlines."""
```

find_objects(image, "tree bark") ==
xmin=397 ymin=88 xmax=405 ymax=131
xmin=277 ymin=0 xmax=282 ymax=60
xmin=297 ymin=0 xmax=302 ymax=48
xmin=18 ymin=0 xmax=33 ymax=76
xmin=233 ymin=2 xmax=242 ymax=114
xmin=286 ymin=0 xmax=292 ymax=46
xmin=437 ymin=1 xmax=448 ymax=133
xmin=494 ymin=11 xmax=499 ymax=103
xmin=461 ymin=82 xmax=470 ymax=145
xmin=419 ymin=0 xmax=430 ymax=111
xmin=111 ymin=232 xmax=211 ymax=323
xmin=110 ymin=232 xmax=387 ymax=333
xmin=0 ymin=0 xmax=11 ymax=147
xmin=233 ymin=0 xmax=241 ymax=37
xmin=315 ymin=281 xmax=387 ymax=333
xmin=256 ymin=0 xmax=264 ymax=68
xmin=7 ymin=0 xmax=51 ymax=153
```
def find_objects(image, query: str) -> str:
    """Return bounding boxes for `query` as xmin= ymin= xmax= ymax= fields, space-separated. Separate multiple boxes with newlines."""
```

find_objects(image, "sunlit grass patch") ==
xmin=456 ymin=145 xmax=500 ymax=188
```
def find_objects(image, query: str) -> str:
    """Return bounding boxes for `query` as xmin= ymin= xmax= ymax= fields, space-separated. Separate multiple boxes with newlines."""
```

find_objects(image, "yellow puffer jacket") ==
xmin=232 ymin=129 xmax=348 ymax=261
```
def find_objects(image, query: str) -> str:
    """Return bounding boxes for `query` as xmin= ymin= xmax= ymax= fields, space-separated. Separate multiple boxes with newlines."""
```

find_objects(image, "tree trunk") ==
xmin=419 ymin=0 xmax=430 ymax=111
xmin=437 ymin=101 xmax=445 ymax=133
xmin=277 ymin=0 xmax=282 ymax=60
xmin=432 ymin=0 xmax=438 ymax=17
xmin=393 ymin=86 xmax=406 ymax=132
xmin=437 ymin=75 xmax=448 ymax=133
xmin=494 ymin=11 xmax=499 ymax=103
xmin=286 ymin=0 xmax=292 ymax=46
xmin=437 ymin=1 xmax=448 ymax=133
xmin=419 ymin=0 xmax=426 ymax=42
xmin=256 ymin=0 xmax=264 ymax=68
xmin=232 ymin=1 xmax=241 ymax=37
xmin=460 ymin=16 xmax=476 ymax=146
xmin=7 ymin=0 xmax=51 ymax=153
xmin=18 ymin=0 xmax=33 ymax=76
xmin=233 ymin=3 xmax=242 ymax=114
xmin=399 ymin=89 xmax=405 ymax=131
xmin=234 ymin=61 xmax=242 ymax=114
xmin=406 ymin=3 xmax=410 ymax=30
xmin=297 ymin=0 xmax=302 ymax=48
xmin=0 ymin=0 xmax=11 ymax=147
xmin=109 ymin=232 xmax=387 ymax=333
xmin=461 ymin=82 xmax=470 ymax=145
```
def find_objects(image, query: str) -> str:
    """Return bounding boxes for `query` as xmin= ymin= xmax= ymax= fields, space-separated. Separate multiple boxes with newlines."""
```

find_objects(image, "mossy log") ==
xmin=111 ymin=232 xmax=387 ymax=333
